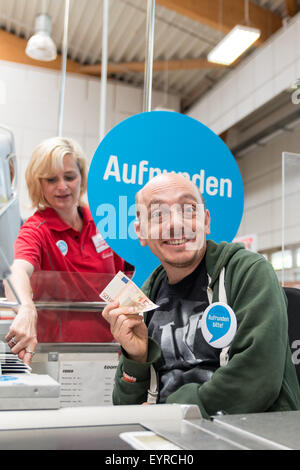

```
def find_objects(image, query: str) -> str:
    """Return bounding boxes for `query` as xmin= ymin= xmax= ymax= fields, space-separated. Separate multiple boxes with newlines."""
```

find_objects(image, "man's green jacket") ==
xmin=112 ymin=240 xmax=300 ymax=419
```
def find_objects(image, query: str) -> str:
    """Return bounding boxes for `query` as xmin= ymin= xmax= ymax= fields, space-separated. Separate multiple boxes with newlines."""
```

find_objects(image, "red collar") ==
xmin=36 ymin=206 xmax=93 ymax=232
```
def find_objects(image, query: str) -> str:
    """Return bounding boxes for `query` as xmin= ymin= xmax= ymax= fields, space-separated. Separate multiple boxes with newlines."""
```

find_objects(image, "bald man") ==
xmin=103 ymin=173 xmax=300 ymax=419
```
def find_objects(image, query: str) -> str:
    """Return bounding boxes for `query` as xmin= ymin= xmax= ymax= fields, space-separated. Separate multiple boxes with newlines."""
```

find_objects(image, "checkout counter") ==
xmin=1 ymin=307 xmax=300 ymax=451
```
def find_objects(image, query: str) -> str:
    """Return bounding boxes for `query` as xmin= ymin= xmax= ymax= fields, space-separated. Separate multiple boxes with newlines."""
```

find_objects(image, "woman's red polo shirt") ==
xmin=14 ymin=206 xmax=130 ymax=343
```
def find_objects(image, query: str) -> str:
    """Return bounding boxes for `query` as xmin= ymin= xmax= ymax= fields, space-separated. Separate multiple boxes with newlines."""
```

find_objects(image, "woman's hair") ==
xmin=25 ymin=137 xmax=87 ymax=210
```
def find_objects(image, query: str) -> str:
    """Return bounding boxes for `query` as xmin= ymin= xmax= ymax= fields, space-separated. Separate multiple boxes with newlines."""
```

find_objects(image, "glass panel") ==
xmin=296 ymin=248 xmax=300 ymax=268
xmin=28 ymin=270 xmax=136 ymax=344
xmin=281 ymin=152 xmax=300 ymax=286
xmin=271 ymin=250 xmax=292 ymax=271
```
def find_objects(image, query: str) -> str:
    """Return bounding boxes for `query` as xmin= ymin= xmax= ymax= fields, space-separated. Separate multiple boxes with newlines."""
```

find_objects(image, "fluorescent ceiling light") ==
xmin=25 ymin=14 xmax=57 ymax=62
xmin=207 ymin=25 xmax=261 ymax=66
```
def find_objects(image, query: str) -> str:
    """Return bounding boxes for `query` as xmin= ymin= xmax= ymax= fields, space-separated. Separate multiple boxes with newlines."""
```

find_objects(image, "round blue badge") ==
xmin=201 ymin=302 xmax=237 ymax=348
xmin=87 ymin=111 xmax=244 ymax=286
xmin=56 ymin=240 xmax=68 ymax=256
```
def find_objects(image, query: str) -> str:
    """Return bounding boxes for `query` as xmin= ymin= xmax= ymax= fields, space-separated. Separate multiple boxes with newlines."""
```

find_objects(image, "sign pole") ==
xmin=143 ymin=0 xmax=155 ymax=112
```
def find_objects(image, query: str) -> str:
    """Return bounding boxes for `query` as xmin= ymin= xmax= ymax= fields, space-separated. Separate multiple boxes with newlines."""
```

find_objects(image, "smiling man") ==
xmin=102 ymin=172 xmax=300 ymax=419
xmin=134 ymin=172 xmax=210 ymax=283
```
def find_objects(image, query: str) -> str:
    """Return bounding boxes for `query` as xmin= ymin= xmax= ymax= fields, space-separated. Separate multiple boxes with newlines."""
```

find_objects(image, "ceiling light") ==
xmin=207 ymin=25 xmax=261 ymax=66
xmin=25 ymin=14 xmax=57 ymax=62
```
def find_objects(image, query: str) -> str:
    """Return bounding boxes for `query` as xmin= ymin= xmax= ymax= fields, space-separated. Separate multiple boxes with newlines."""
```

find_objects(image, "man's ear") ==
xmin=134 ymin=220 xmax=148 ymax=247
xmin=204 ymin=209 xmax=211 ymax=235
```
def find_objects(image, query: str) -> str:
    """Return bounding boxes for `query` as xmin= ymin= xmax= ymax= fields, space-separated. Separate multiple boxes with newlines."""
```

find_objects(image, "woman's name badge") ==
xmin=201 ymin=302 xmax=237 ymax=349
xmin=92 ymin=232 xmax=109 ymax=253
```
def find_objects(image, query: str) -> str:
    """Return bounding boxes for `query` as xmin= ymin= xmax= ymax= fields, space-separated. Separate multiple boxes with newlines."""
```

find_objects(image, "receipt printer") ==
xmin=0 ymin=374 xmax=60 ymax=410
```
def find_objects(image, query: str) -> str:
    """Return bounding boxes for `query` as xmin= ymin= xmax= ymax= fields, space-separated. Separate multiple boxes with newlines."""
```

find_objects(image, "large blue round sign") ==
xmin=87 ymin=111 xmax=244 ymax=286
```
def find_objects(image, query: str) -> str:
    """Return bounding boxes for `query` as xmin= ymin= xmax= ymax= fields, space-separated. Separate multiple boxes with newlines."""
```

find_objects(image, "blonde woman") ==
xmin=4 ymin=137 xmax=131 ymax=364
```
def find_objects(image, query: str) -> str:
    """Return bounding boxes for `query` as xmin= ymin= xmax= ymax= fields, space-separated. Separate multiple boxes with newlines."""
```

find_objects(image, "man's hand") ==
xmin=5 ymin=304 xmax=38 ymax=366
xmin=102 ymin=301 xmax=148 ymax=363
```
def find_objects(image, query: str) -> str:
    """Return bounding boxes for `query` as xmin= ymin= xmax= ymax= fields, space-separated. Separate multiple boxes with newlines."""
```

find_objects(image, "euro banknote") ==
xmin=99 ymin=271 xmax=159 ymax=313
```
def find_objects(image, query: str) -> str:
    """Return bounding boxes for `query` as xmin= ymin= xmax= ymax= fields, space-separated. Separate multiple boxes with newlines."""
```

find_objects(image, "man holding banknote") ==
xmin=102 ymin=172 xmax=300 ymax=419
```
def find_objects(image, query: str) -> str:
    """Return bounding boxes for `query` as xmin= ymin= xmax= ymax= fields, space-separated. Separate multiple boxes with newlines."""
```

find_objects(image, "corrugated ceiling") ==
xmin=0 ymin=0 xmax=294 ymax=111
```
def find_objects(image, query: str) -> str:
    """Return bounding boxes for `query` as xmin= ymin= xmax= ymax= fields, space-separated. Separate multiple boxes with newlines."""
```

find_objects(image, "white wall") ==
xmin=0 ymin=60 xmax=180 ymax=219
xmin=185 ymin=13 xmax=300 ymax=255
xmin=187 ymin=13 xmax=300 ymax=136
xmin=236 ymin=122 xmax=300 ymax=252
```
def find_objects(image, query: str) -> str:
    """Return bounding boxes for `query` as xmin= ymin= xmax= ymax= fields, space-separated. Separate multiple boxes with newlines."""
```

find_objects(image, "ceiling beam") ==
xmin=285 ymin=0 xmax=298 ymax=17
xmin=156 ymin=0 xmax=283 ymax=42
xmin=0 ymin=29 xmax=82 ymax=74
xmin=0 ymin=29 xmax=225 ymax=80
xmin=80 ymin=58 xmax=226 ymax=76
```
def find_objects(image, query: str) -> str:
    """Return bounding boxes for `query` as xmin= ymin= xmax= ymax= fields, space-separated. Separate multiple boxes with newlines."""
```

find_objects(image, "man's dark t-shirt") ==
xmin=146 ymin=259 xmax=221 ymax=403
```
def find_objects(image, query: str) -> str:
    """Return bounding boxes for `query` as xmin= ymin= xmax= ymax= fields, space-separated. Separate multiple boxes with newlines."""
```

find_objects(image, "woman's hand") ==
xmin=4 ymin=259 xmax=37 ymax=365
xmin=102 ymin=301 xmax=148 ymax=363
xmin=5 ymin=304 xmax=38 ymax=366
